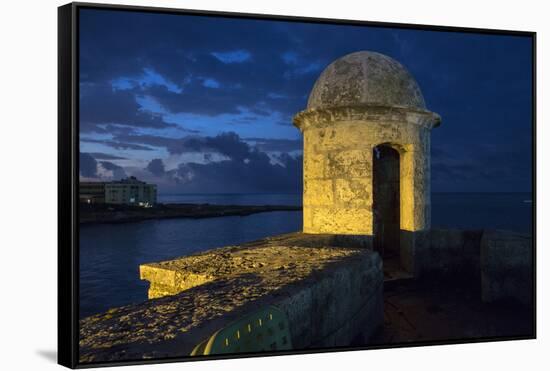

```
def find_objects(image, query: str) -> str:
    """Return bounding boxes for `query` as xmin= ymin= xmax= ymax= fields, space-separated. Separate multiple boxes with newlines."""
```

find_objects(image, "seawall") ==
xmin=79 ymin=233 xmax=384 ymax=363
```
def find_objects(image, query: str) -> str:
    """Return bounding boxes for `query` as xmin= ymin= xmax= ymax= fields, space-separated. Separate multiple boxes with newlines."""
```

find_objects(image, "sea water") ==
xmin=79 ymin=192 xmax=532 ymax=318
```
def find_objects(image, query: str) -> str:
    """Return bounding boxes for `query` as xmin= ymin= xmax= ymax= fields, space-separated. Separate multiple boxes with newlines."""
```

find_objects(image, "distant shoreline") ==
xmin=79 ymin=203 xmax=302 ymax=225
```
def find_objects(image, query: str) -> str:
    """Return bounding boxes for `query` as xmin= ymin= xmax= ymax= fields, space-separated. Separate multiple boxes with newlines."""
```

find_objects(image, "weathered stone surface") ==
xmin=326 ymin=149 xmax=372 ymax=178
xmin=293 ymin=51 xmax=440 ymax=240
xmin=140 ymin=233 xmax=363 ymax=300
xmin=303 ymin=179 xmax=334 ymax=207
xmin=296 ymin=116 xmax=435 ymax=235
xmin=408 ymin=229 xmax=484 ymax=277
xmin=307 ymin=51 xmax=426 ymax=111
xmin=80 ymin=233 xmax=383 ymax=363
xmin=480 ymin=230 xmax=533 ymax=305
xmin=310 ymin=207 xmax=373 ymax=235
xmin=400 ymin=229 xmax=533 ymax=306
xmin=335 ymin=178 xmax=372 ymax=206
xmin=294 ymin=107 xmax=440 ymax=132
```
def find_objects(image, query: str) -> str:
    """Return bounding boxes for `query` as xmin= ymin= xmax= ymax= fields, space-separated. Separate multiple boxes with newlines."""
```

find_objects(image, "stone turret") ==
xmin=293 ymin=51 xmax=440 ymax=239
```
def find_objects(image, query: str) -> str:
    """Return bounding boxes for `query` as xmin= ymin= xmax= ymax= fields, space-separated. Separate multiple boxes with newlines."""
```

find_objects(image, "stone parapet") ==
xmin=481 ymin=230 xmax=533 ymax=305
xmin=401 ymin=228 xmax=533 ymax=306
xmin=79 ymin=233 xmax=383 ymax=363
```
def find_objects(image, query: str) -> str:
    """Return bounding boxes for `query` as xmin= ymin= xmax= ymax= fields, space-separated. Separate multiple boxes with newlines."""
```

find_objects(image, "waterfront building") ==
xmin=79 ymin=177 xmax=157 ymax=206
xmin=79 ymin=182 xmax=106 ymax=204
xmin=104 ymin=176 xmax=157 ymax=206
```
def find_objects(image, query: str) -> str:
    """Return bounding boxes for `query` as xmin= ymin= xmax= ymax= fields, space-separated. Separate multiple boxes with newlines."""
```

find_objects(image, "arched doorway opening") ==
xmin=373 ymin=144 xmax=400 ymax=261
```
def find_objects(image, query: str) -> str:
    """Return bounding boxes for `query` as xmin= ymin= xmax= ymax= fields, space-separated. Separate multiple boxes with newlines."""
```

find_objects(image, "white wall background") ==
xmin=0 ymin=0 xmax=546 ymax=369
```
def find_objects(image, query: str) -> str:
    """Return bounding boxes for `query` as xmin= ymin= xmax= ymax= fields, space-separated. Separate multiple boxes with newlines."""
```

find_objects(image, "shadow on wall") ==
xmin=400 ymin=228 xmax=533 ymax=306
xmin=373 ymin=144 xmax=401 ymax=260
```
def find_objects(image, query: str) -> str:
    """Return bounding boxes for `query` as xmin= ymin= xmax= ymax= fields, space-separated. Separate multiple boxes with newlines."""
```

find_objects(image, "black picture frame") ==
xmin=58 ymin=2 xmax=537 ymax=369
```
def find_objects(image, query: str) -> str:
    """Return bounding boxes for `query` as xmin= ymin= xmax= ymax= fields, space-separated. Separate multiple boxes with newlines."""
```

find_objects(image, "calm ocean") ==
xmin=79 ymin=192 xmax=532 ymax=318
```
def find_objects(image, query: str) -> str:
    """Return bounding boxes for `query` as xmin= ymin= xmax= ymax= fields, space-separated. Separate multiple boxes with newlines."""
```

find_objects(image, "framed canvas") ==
xmin=58 ymin=2 xmax=536 ymax=368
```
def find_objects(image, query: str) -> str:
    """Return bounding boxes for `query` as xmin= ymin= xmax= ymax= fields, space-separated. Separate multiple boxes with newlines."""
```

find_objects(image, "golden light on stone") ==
xmin=293 ymin=51 xmax=441 ymax=235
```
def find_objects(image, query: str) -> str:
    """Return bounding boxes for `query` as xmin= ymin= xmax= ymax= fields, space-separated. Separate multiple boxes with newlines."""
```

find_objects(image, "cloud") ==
xmin=245 ymin=137 xmax=303 ymax=152
xmin=211 ymin=50 xmax=251 ymax=64
xmin=79 ymin=152 xmax=131 ymax=181
xmin=80 ymin=152 xmax=98 ymax=178
xmin=146 ymin=158 xmax=166 ymax=176
xmin=98 ymin=161 xmax=127 ymax=180
xmin=167 ymin=152 xmax=302 ymax=194
xmin=111 ymin=68 xmax=183 ymax=93
xmin=163 ymin=133 xmax=302 ymax=193
xmin=79 ymin=83 xmax=176 ymax=133
xmin=86 ymin=152 xmax=127 ymax=160
xmin=110 ymin=132 xmax=304 ymax=194
xmin=143 ymin=81 xmax=290 ymax=117
xmin=112 ymin=132 xmax=253 ymax=160
xmin=78 ymin=9 xmax=533 ymax=193
xmin=79 ymin=11 xmax=322 ymax=119
xmin=81 ymin=138 xmax=154 ymax=151
xmin=201 ymin=78 xmax=221 ymax=89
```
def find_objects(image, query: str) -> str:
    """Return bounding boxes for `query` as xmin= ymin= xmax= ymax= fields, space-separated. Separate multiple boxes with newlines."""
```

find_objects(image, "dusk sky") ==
xmin=79 ymin=8 xmax=533 ymax=194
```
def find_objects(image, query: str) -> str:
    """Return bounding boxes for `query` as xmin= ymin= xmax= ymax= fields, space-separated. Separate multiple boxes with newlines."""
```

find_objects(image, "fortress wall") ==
xmin=78 ymin=230 xmax=531 ymax=364
xmin=480 ymin=230 xmax=533 ymax=305
xmin=79 ymin=233 xmax=384 ymax=363
xmin=403 ymin=229 xmax=533 ymax=306
xmin=403 ymin=229 xmax=484 ymax=277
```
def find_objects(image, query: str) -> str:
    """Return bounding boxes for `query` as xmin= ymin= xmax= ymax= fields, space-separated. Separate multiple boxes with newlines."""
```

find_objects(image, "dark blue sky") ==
xmin=79 ymin=8 xmax=533 ymax=193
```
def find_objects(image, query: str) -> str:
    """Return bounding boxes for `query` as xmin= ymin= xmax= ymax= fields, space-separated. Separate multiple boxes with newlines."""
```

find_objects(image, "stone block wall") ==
xmin=80 ymin=233 xmax=384 ymax=363
xmin=403 ymin=229 xmax=483 ymax=278
xmin=481 ymin=231 xmax=533 ymax=305
xmin=402 ymin=228 xmax=533 ymax=306
xmin=296 ymin=107 xmax=435 ymax=236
